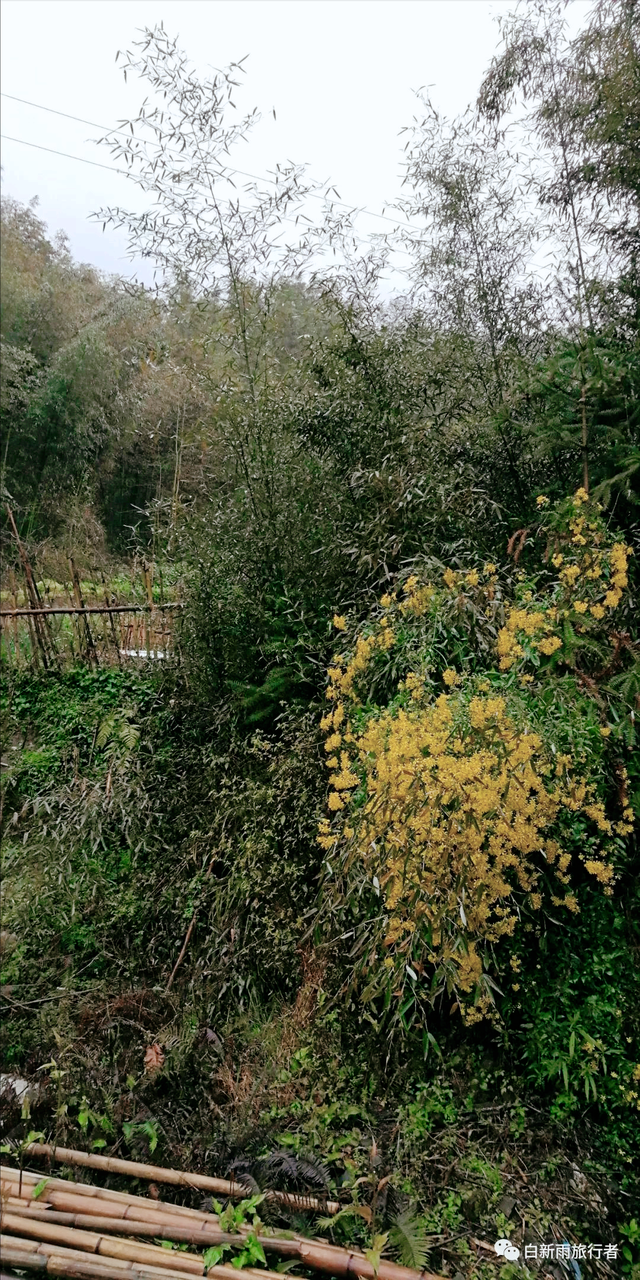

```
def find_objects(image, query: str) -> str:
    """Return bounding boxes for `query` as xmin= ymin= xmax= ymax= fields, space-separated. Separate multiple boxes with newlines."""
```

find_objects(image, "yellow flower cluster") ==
xmin=319 ymin=679 xmax=617 ymax=1021
xmin=497 ymin=490 xmax=632 ymax=671
xmin=319 ymin=498 xmax=634 ymax=1022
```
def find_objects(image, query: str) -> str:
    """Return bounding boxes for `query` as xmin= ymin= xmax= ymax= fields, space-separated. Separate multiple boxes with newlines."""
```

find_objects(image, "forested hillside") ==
xmin=1 ymin=2 xmax=639 ymax=1275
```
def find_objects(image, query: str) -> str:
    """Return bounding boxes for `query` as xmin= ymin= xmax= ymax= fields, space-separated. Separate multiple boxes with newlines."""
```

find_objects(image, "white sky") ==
xmin=2 ymin=0 xmax=591 ymax=285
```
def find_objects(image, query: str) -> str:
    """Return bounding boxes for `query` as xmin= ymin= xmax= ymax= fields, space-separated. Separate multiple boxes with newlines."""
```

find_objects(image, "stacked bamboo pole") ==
xmin=0 ymin=1163 xmax=445 ymax=1280
xmin=21 ymin=1147 xmax=341 ymax=1215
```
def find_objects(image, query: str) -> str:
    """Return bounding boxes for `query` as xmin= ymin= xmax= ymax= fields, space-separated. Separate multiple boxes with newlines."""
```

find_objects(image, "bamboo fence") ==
xmin=0 ymin=1161 xmax=446 ymax=1280
xmin=1 ymin=506 xmax=184 ymax=669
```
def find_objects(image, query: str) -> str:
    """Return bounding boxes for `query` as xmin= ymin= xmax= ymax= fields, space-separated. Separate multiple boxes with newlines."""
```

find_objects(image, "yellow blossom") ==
xmin=538 ymin=636 xmax=562 ymax=656
xmin=333 ymin=615 xmax=347 ymax=631
xmin=318 ymin=508 xmax=633 ymax=1023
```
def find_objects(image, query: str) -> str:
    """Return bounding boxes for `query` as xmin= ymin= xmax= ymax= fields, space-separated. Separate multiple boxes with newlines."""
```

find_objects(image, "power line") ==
xmin=1 ymin=131 xmax=415 ymax=268
xmin=1 ymin=89 xmax=417 ymax=232
xmin=2 ymin=93 xmax=125 ymax=139
xmin=1 ymin=133 xmax=130 ymax=175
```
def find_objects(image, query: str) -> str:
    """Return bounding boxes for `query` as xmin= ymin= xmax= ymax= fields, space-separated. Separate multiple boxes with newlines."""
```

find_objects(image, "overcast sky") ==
xmin=2 ymin=0 xmax=591 ymax=285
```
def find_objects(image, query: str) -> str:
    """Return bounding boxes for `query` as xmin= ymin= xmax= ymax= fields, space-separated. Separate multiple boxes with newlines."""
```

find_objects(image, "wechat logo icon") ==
xmin=495 ymin=1239 xmax=521 ymax=1261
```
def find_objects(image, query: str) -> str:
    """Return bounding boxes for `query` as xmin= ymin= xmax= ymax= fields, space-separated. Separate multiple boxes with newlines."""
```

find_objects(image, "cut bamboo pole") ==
xmin=0 ymin=1235 xmax=204 ymax=1279
xmin=3 ymin=1235 xmax=290 ymax=1280
xmin=3 ymin=1164 xmax=447 ymax=1280
xmin=5 ymin=504 xmax=56 ymax=669
xmin=0 ymin=1211 xmax=202 ymax=1273
xmin=69 ymin=558 xmax=98 ymax=667
xmin=2 ymin=1199 xmax=301 ymax=1257
xmin=1 ymin=1168 xmax=220 ymax=1224
xmin=22 ymin=1145 xmax=341 ymax=1214
xmin=0 ymin=1223 xmax=285 ymax=1274
xmin=2 ymin=1187 xmax=219 ymax=1232
xmin=0 ymin=605 xmax=184 ymax=617
xmin=3 ymin=1200 xmax=221 ymax=1241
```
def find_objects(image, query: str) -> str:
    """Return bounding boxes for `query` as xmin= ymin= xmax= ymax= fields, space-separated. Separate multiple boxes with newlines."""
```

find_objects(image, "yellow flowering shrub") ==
xmin=318 ymin=490 xmax=635 ymax=1025
xmin=496 ymin=489 xmax=633 ymax=672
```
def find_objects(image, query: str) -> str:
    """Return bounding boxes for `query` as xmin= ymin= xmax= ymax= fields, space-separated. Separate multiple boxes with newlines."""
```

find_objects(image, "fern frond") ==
xmin=388 ymin=1208 xmax=431 ymax=1271
xmin=119 ymin=720 xmax=140 ymax=750
xmin=96 ymin=712 xmax=116 ymax=749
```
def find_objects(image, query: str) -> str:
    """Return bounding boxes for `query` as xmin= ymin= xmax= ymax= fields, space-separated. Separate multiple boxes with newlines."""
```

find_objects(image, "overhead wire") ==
xmin=1 ymin=90 xmax=420 ymax=233
xmin=1 ymin=133 xmax=131 ymax=175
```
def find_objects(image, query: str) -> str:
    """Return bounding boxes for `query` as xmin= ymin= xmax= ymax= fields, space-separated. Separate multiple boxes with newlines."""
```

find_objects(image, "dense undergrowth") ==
xmin=2 ymin=0 xmax=640 ymax=1275
xmin=2 ymin=492 xmax=639 ymax=1276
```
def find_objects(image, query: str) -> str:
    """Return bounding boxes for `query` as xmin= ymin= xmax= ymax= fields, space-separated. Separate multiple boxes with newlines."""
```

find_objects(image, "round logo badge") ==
xmin=494 ymin=1239 xmax=521 ymax=1260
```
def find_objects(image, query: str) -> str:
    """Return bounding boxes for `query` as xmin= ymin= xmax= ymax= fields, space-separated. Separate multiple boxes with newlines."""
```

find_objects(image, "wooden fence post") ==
xmin=5 ymin=505 xmax=56 ymax=669
xmin=69 ymin=558 xmax=99 ymax=666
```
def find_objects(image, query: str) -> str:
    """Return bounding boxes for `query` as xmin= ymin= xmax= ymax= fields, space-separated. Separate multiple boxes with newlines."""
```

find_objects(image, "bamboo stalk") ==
xmin=142 ymin=561 xmax=154 ymax=658
xmin=2 ymin=1172 xmax=448 ymax=1280
xmin=101 ymin=573 xmax=122 ymax=666
xmin=69 ymin=559 xmax=98 ymax=666
xmin=3 ymin=1200 xmax=223 ymax=1241
xmin=2 ymin=1223 xmax=286 ymax=1274
xmin=2 ymin=1187 xmax=218 ymax=1231
xmin=3 ymin=1200 xmax=300 ymax=1256
xmin=1 ymin=1168 xmax=220 ymax=1224
xmin=0 ymin=1241 xmax=48 ymax=1272
xmin=3 ymin=1235 xmax=291 ymax=1280
xmin=5 ymin=504 xmax=55 ymax=668
xmin=0 ymin=1212 xmax=203 ymax=1273
xmin=0 ymin=1235 xmax=207 ymax=1279
xmin=21 ymin=1146 xmax=341 ymax=1214
xmin=9 ymin=569 xmax=22 ymax=666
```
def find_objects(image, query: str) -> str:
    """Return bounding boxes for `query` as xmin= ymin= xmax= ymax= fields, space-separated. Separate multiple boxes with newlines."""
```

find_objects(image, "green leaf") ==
xmin=364 ymin=1232 xmax=389 ymax=1278
xmin=203 ymin=1245 xmax=228 ymax=1269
